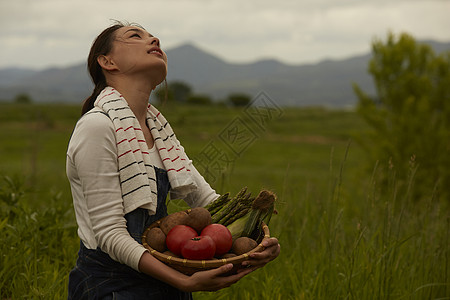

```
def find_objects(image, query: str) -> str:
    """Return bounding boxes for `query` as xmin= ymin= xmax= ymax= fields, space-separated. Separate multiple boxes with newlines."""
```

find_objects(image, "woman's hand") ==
xmin=182 ymin=237 xmax=280 ymax=291
xmin=139 ymin=251 xmax=252 ymax=292
xmin=182 ymin=263 xmax=253 ymax=292
xmin=238 ymin=237 xmax=280 ymax=273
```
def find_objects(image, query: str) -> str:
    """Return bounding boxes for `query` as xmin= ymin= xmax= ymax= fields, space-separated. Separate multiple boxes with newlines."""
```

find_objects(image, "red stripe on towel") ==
xmin=118 ymin=150 xmax=132 ymax=158
xmin=117 ymin=139 xmax=127 ymax=145
xmin=167 ymin=166 xmax=186 ymax=172
xmin=97 ymin=91 xmax=115 ymax=101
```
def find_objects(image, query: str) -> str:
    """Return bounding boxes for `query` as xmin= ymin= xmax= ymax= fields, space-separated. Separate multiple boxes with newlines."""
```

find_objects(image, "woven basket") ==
xmin=142 ymin=218 xmax=270 ymax=275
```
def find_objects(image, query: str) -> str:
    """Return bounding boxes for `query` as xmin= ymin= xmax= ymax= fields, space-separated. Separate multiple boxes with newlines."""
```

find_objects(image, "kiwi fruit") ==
xmin=160 ymin=211 xmax=189 ymax=235
xmin=146 ymin=227 xmax=166 ymax=252
xmin=185 ymin=207 xmax=212 ymax=233
xmin=231 ymin=237 xmax=258 ymax=256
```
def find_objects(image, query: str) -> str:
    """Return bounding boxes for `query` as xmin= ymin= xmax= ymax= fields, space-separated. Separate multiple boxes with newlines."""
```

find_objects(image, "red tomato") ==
xmin=165 ymin=225 xmax=197 ymax=256
xmin=201 ymin=223 xmax=233 ymax=256
xmin=181 ymin=236 xmax=216 ymax=260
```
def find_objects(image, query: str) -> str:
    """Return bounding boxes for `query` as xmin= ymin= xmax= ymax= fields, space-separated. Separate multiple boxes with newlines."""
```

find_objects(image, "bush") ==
xmin=353 ymin=32 xmax=450 ymax=201
xmin=186 ymin=94 xmax=213 ymax=106
xmin=14 ymin=93 xmax=32 ymax=103
xmin=227 ymin=93 xmax=251 ymax=107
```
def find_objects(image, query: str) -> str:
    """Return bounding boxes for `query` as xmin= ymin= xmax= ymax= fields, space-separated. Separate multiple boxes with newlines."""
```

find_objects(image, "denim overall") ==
xmin=68 ymin=167 xmax=193 ymax=300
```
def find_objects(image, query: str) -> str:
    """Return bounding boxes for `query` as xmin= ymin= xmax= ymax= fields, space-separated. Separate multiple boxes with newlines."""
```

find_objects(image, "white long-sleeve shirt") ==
xmin=66 ymin=108 xmax=219 ymax=271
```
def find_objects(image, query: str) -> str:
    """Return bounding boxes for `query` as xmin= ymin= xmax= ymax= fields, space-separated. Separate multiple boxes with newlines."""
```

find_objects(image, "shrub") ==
xmin=186 ymin=94 xmax=213 ymax=106
xmin=353 ymin=32 xmax=450 ymax=201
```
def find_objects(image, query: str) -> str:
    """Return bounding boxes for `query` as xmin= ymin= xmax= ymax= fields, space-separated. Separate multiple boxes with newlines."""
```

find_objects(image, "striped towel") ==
xmin=94 ymin=86 xmax=197 ymax=215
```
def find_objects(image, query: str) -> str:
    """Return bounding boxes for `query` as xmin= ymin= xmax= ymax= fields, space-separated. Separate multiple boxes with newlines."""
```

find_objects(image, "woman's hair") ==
xmin=81 ymin=22 xmax=127 ymax=115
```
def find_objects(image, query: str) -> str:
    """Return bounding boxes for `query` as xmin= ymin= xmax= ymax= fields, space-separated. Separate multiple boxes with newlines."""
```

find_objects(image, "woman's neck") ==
xmin=108 ymin=76 xmax=155 ymax=123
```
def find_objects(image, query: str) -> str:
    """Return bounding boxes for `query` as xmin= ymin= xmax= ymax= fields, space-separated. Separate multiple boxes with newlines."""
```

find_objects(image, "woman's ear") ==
xmin=97 ymin=55 xmax=118 ymax=72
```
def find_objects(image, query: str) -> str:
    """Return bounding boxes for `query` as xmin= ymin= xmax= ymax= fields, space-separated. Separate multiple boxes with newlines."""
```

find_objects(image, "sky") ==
xmin=0 ymin=0 xmax=449 ymax=70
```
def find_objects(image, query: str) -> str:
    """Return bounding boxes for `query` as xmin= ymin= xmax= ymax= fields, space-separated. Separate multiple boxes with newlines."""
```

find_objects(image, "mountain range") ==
xmin=1 ymin=40 xmax=449 ymax=107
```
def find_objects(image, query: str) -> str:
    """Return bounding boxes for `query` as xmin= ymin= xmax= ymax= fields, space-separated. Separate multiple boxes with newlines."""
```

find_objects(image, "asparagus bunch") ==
xmin=206 ymin=187 xmax=276 ymax=240
xmin=205 ymin=192 xmax=231 ymax=215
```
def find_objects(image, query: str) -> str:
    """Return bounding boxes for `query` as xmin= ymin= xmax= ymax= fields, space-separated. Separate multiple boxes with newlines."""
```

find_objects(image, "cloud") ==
xmin=0 ymin=0 xmax=449 ymax=69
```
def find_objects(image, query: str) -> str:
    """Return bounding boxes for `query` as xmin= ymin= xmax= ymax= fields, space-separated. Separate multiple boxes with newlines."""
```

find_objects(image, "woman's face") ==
xmin=106 ymin=26 xmax=168 ymax=82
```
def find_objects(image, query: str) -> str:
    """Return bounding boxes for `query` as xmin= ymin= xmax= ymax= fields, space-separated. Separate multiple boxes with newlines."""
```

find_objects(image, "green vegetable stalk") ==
xmin=205 ymin=192 xmax=230 ymax=214
xmin=211 ymin=187 xmax=248 ymax=224
xmin=226 ymin=189 xmax=276 ymax=240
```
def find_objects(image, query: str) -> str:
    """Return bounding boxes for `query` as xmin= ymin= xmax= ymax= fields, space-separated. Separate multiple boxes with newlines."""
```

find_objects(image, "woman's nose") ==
xmin=150 ymin=37 xmax=160 ymax=47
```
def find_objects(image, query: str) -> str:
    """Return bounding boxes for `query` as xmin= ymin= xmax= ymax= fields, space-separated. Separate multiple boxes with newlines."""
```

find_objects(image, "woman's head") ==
xmin=82 ymin=21 xmax=167 ymax=115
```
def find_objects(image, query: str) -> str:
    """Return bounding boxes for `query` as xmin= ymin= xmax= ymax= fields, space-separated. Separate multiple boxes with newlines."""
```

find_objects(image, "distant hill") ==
xmin=0 ymin=40 xmax=449 ymax=107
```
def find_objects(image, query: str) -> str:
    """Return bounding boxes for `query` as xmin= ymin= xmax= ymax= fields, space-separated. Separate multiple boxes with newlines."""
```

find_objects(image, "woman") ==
xmin=66 ymin=21 xmax=280 ymax=299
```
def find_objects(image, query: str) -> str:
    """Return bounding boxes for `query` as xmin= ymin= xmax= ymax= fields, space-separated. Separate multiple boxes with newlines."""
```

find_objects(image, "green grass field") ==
xmin=0 ymin=102 xmax=448 ymax=299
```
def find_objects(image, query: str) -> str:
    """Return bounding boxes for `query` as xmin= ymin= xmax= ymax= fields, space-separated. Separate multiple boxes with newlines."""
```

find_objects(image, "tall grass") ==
xmin=195 ymin=146 xmax=449 ymax=300
xmin=0 ymin=175 xmax=78 ymax=299
xmin=0 ymin=103 xmax=448 ymax=299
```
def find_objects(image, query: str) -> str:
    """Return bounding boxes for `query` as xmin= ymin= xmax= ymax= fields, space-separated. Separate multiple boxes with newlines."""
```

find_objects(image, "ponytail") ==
xmin=81 ymin=82 xmax=107 ymax=115
xmin=81 ymin=22 xmax=125 ymax=116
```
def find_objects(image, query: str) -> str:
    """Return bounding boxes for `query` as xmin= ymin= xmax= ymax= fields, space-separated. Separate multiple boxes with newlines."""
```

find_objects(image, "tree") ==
xmin=169 ymin=81 xmax=192 ymax=103
xmin=153 ymin=81 xmax=193 ymax=105
xmin=14 ymin=93 xmax=32 ymax=104
xmin=153 ymin=81 xmax=173 ymax=104
xmin=186 ymin=94 xmax=213 ymax=105
xmin=353 ymin=32 xmax=450 ymax=201
xmin=227 ymin=93 xmax=251 ymax=107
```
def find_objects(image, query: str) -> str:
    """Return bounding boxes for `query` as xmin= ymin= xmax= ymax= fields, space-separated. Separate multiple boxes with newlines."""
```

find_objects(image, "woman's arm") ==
xmin=171 ymin=159 xmax=220 ymax=208
xmin=138 ymin=251 xmax=253 ymax=292
xmin=69 ymin=112 xmax=148 ymax=270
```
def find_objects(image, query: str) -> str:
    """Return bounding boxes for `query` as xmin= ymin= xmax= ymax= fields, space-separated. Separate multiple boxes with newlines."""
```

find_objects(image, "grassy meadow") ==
xmin=0 ymin=102 xmax=448 ymax=299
